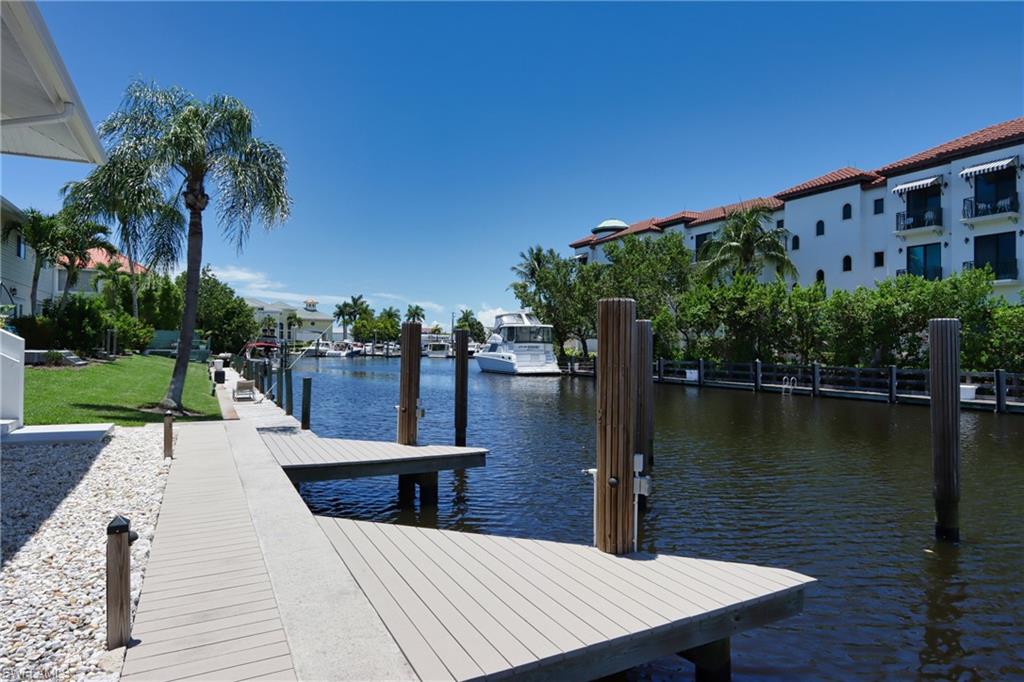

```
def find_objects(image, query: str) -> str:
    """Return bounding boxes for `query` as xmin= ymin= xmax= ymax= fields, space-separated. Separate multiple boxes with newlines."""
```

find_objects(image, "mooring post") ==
xmin=275 ymin=362 xmax=284 ymax=407
xmin=994 ymin=368 xmax=1007 ymax=413
xmin=656 ymin=357 xmax=664 ymax=382
xmin=812 ymin=362 xmax=821 ymax=396
xmin=596 ymin=298 xmax=637 ymax=555
xmin=398 ymin=322 xmax=424 ymax=505
xmin=454 ymin=328 xmax=469 ymax=447
xmin=300 ymin=377 xmax=312 ymax=430
xmin=163 ymin=410 xmax=173 ymax=459
xmin=754 ymin=359 xmax=762 ymax=392
xmin=888 ymin=365 xmax=898 ymax=403
xmin=697 ymin=358 xmax=705 ymax=386
xmin=929 ymin=318 xmax=961 ymax=542
xmin=635 ymin=320 xmax=654 ymax=511
xmin=680 ymin=637 xmax=731 ymax=682
xmin=285 ymin=368 xmax=294 ymax=416
xmin=106 ymin=515 xmax=133 ymax=650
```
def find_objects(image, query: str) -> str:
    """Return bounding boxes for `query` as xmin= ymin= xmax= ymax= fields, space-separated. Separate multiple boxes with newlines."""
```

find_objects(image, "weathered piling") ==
xmin=697 ymin=358 xmax=705 ymax=386
xmin=163 ymin=411 xmax=173 ymax=459
xmin=994 ymin=369 xmax=1007 ymax=413
xmin=106 ymin=516 xmax=132 ymax=649
xmin=888 ymin=365 xmax=898 ymax=403
xmin=929 ymin=318 xmax=961 ymax=542
xmin=454 ymin=328 xmax=469 ymax=447
xmin=754 ymin=359 xmax=762 ymax=392
xmin=635 ymin=320 xmax=654 ymax=511
xmin=300 ymin=377 xmax=312 ymax=430
xmin=596 ymin=298 xmax=637 ymax=555
xmin=275 ymin=362 xmax=284 ymax=407
xmin=285 ymin=368 xmax=294 ymax=416
xmin=812 ymin=362 xmax=821 ymax=396
xmin=398 ymin=322 xmax=432 ymax=505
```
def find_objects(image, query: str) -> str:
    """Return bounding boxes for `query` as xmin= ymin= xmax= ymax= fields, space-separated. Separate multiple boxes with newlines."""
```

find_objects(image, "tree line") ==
xmin=511 ymin=212 xmax=1023 ymax=372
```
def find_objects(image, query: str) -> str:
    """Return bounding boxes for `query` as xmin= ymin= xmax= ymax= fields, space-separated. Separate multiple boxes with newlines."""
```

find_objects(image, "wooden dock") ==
xmin=317 ymin=517 xmax=813 ymax=680
xmin=259 ymin=428 xmax=486 ymax=483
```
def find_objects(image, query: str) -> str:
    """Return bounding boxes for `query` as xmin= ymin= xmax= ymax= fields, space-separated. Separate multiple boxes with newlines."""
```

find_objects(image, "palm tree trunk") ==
xmin=161 ymin=178 xmax=207 ymax=411
xmin=125 ymin=233 xmax=140 ymax=318
xmin=29 ymin=257 xmax=42 ymax=316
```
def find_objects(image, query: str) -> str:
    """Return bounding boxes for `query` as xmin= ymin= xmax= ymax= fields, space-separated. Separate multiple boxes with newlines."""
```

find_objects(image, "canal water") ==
xmin=292 ymin=356 xmax=1023 ymax=680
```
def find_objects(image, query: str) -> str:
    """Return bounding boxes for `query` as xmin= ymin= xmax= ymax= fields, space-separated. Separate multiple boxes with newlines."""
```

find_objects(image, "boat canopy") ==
xmin=494 ymin=312 xmax=545 ymax=327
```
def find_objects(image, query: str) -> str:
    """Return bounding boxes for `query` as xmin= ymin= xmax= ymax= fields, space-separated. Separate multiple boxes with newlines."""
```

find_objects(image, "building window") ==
xmin=815 ymin=220 xmax=825 ymax=236
xmin=694 ymin=232 xmax=710 ymax=260
xmin=842 ymin=203 xmax=852 ymax=220
xmin=791 ymin=235 xmax=800 ymax=251
xmin=974 ymin=231 xmax=1017 ymax=280
xmin=907 ymin=242 xmax=942 ymax=280
xmin=776 ymin=219 xmax=785 ymax=229
xmin=902 ymin=185 xmax=942 ymax=229
xmin=815 ymin=270 xmax=825 ymax=284
xmin=874 ymin=251 xmax=885 ymax=268
xmin=15 ymin=235 xmax=26 ymax=259
xmin=842 ymin=255 xmax=852 ymax=271
xmin=874 ymin=198 xmax=884 ymax=214
xmin=972 ymin=168 xmax=1017 ymax=216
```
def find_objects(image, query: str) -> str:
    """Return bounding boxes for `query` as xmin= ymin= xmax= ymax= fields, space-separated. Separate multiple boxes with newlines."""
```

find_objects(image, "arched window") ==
xmin=842 ymin=255 xmax=852 ymax=271
xmin=792 ymin=235 xmax=800 ymax=251
xmin=816 ymin=269 xmax=825 ymax=284
xmin=842 ymin=203 xmax=852 ymax=220
xmin=816 ymin=220 xmax=825 ymax=236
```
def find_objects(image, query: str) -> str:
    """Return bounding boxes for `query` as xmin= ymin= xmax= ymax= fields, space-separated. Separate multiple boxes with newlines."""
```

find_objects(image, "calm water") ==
xmin=292 ymin=356 xmax=1023 ymax=680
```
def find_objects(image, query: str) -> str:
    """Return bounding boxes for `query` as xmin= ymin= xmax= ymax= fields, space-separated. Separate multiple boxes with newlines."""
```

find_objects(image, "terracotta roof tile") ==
xmin=774 ymin=167 xmax=884 ymax=201
xmin=655 ymin=210 xmax=700 ymax=227
xmin=875 ymin=117 xmax=1024 ymax=176
xmin=687 ymin=197 xmax=783 ymax=227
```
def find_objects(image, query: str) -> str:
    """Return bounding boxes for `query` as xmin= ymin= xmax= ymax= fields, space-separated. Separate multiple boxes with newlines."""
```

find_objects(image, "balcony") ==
xmin=895 ymin=208 xmax=943 ymax=234
xmin=963 ymin=259 xmax=1019 ymax=281
xmin=897 ymin=266 xmax=942 ymax=281
xmin=962 ymin=192 xmax=1020 ymax=226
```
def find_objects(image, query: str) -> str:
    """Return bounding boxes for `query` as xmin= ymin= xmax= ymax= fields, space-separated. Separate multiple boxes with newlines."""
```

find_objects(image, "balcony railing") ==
xmin=963 ymin=192 xmax=1019 ymax=219
xmin=898 ymin=266 xmax=942 ymax=280
xmin=896 ymin=208 xmax=943 ymax=231
xmin=964 ymin=259 xmax=1019 ymax=280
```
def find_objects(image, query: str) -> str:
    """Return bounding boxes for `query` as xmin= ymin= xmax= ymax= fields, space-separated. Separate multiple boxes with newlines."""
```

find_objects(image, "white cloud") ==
xmin=369 ymin=292 xmax=443 ymax=313
xmin=212 ymin=264 xmax=346 ymax=309
xmin=475 ymin=306 xmax=509 ymax=328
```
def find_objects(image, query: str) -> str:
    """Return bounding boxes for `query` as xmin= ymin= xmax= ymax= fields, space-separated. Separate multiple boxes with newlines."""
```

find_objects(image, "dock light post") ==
xmin=106 ymin=515 xmax=137 ymax=650
xmin=929 ymin=318 xmax=961 ymax=542
xmin=163 ymin=411 xmax=173 ymax=459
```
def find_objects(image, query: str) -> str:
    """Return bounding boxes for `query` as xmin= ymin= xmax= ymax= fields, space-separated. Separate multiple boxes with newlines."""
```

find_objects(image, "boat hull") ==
xmin=475 ymin=353 xmax=562 ymax=376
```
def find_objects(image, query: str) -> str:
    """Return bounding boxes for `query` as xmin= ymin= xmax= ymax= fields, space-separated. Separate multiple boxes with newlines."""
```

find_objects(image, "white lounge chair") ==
xmin=233 ymin=379 xmax=256 ymax=401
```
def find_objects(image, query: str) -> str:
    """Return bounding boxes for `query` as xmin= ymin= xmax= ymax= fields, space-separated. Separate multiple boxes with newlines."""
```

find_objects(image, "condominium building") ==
xmin=570 ymin=118 xmax=1024 ymax=302
xmin=246 ymin=298 xmax=336 ymax=345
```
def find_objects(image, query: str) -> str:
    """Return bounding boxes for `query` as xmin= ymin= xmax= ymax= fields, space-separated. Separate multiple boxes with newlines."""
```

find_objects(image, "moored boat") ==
xmin=474 ymin=312 xmax=561 ymax=375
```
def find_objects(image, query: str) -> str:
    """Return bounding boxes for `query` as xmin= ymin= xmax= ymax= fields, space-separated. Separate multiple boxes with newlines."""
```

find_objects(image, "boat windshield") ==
xmin=501 ymin=326 xmax=552 ymax=344
xmin=429 ymin=343 xmax=448 ymax=351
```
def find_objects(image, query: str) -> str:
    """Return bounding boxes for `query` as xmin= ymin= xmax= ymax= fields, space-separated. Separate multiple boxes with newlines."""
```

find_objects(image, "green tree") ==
xmin=92 ymin=261 xmax=129 ymax=312
xmin=376 ymin=307 xmax=401 ymax=342
xmin=101 ymin=81 xmax=291 ymax=410
xmin=405 ymin=304 xmax=425 ymax=323
xmin=673 ymin=282 xmax=718 ymax=360
xmin=176 ymin=266 xmax=258 ymax=354
xmin=599 ymin=233 xmax=693 ymax=321
xmin=1 ymin=209 xmax=61 ymax=315
xmin=456 ymin=309 xmax=486 ymax=343
xmin=155 ymin=275 xmax=184 ymax=329
xmin=985 ymin=305 xmax=1024 ymax=372
xmin=786 ymin=283 xmax=827 ymax=364
xmin=54 ymin=210 xmax=116 ymax=307
xmin=699 ymin=206 xmax=796 ymax=283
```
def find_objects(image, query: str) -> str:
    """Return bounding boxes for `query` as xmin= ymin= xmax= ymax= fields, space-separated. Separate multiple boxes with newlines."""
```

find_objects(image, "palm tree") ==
xmin=405 ymin=304 xmax=425 ymax=323
xmin=380 ymin=306 xmax=401 ymax=324
xmin=349 ymin=294 xmax=371 ymax=320
xmin=92 ymin=260 xmax=127 ymax=310
xmin=699 ymin=206 xmax=797 ymax=283
xmin=100 ymin=81 xmax=291 ymax=411
xmin=1 ymin=209 xmax=61 ymax=315
xmin=54 ymin=211 xmax=117 ymax=306
xmin=333 ymin=302 xmax=354 ymax=341
xmin=62 ymin=143 xmax=185 ymax=318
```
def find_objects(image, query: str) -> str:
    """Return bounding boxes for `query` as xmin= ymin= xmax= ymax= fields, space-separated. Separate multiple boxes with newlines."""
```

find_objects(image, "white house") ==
xmin=571 ymin=118 xmax=1024 ymax=302
xmin=246 ymin=298 xmax=336 ymax=345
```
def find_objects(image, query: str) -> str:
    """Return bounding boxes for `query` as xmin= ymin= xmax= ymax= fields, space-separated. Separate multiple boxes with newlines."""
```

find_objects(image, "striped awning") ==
xmin=959 ymin=156 xmax=1018 ymax=180
xmin=891 ymin=175 xmax=942 ymax=195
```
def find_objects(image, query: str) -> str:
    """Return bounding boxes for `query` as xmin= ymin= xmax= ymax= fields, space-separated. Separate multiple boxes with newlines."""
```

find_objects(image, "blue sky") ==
xmin=3 ymin=2 xmax=1022 ymax=328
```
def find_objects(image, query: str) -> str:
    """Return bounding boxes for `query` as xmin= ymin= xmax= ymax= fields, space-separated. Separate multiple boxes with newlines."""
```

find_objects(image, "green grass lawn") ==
xmin=24 ymin=354 xmax=222 ymax=427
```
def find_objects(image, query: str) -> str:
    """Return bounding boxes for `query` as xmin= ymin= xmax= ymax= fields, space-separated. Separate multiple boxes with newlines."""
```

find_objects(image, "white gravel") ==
xmin=1 ymin=427 xmax=169 ymax=680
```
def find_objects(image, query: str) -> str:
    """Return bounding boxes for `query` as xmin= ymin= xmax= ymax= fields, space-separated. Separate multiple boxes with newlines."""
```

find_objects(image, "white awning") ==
xmin=959 ymin=156 xmax=1018 ymax=180
xmin=891 ymin=175 xmax=942 ymax=195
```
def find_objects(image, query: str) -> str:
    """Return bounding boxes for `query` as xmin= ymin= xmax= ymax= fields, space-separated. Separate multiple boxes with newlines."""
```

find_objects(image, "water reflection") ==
xmin=293 ymin=356 xmax=1023 ymax=680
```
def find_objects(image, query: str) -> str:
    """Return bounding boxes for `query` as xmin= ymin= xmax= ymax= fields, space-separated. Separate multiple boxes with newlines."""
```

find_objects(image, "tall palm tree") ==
xmin=511 ymin=245 xmax=554 ymax=285
xmin=100 ymin=81 xmax=292 ymax=411
xmin=54 ymin=211 xmax=117 ymax=306
xmin=405 ymin=304 xmax=425 ymax=323
xmin=1 ymin=209 xmax=61 ymax=315
xmin=92 ymin=260 xmax=127 ymax=310
xmin=380 ymin=306 xmax=401 ymax=324
xmin=62 ymin=143 xmax=185 ymax=318
xmin=333 ymin=301 xmax=354 ymax=341
xmin=699 ymin=206 xmax=797 ymax=283
xmin=348 ymin=294 xmax=371 ymax=319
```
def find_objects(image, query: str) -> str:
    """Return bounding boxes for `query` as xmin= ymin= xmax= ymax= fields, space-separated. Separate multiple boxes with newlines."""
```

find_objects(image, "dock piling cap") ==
xmin=107 ymin=515 xmax=130 ymax=535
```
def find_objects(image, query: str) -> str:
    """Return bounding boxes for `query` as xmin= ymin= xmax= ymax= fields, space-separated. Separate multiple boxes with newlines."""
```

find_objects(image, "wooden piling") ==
xmin=398 ymin=322 xmax=422 ymax=446
xmin=929 ymin=318 xmax=961 ymax=542
xmin=454 ymin=329 xmax=469 ymax=446
xmin=697 ymin=358 xmax=705 ymax=387
xmin=888 ymin=365 xmax=898 ymax=403
xmin=596 ymin=298 xmax=637 ymax=555
xmin=680 ymin=637 xmax=731 ymax=682
xmin=754 ymin=359 xmax=762 ymax=392
xmin=275 ymin=362 xmax=284 ymax=407
xmin=994 ymin=369 xmax=1007 ymax=413
xmin=812 ymin=362 xmax=821 ymax=396
xmin=300 ymin=377 xmax=312 ymax=430
xmin=285 ymin=368 xmax=294 ymax=416
xmin=106 ymin=516 xmax=132 ymax=649
xmin=657 ymin=357 xmax=664 ymax=382
xmin=636 ymin=320 xmax=654 ymax=512
xmin=163 ymin=411 xmax=173 ymax=459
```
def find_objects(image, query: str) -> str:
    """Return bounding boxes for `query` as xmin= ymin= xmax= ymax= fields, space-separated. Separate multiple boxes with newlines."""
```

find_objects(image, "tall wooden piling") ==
xmin=754 ymin=359 xmax=762 ymax=392
xmin=635 ymin=320 xmax=654 ymax=511
xmin=929 ymin=318 xmax=961 ymax=542
xmin=106 ymin=516 xmax=132 ymax=649
xmin=994 ymin=369 xmax=1007 ymax=413
xmin=888 ymin=365 xmax=898 ymax=403
xmin=300 ymin=377 xmax=312 ymax=430
xmin=285 ymin=368 xmax=294 ymax=416
xmin=398 ymin=322 xmax=426 ymax=505
xmin=596 ymin=298 xmax=637 ymax=555
xmin=454 ymin=329 xmax=469 ymax=447
xmin=697 ymin=358 xmax=705 ymax=387
xmin=812 ymin=362 xmax=821 ymax=396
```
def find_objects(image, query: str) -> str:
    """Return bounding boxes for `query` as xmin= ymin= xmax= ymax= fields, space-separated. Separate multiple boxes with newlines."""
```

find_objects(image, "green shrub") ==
xmin=42 ymin=295 xmax=107 ymax=355
xmin=109 ymin=312 xmax=155 ymax=352
xmin=44 ymin=350 xmax=64 ymax=366
xmin=9 ymin=316 xmax=58 ymax=349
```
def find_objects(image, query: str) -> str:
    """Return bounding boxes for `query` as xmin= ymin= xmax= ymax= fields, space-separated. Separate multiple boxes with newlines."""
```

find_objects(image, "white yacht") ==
xmin=474 ymin=312 xmax=561 ymax=375
xmin=422 ymin=341 xmax=451 ymax=358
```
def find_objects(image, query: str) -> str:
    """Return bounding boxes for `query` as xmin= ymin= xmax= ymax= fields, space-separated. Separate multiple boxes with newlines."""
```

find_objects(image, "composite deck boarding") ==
xmin=318 ymin=517 xmax=815 ymax=681
xmin=258 ymin=427 xmax=486 ymax=482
